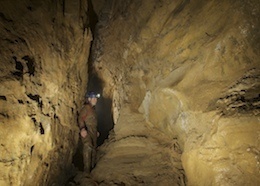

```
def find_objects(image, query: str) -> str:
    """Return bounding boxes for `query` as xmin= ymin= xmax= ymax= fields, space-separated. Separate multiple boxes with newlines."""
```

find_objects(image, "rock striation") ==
xmin=90 ymin=0 xmax=260 ymax=185
xmin=0 ymin=0 xmax=259 ymax=186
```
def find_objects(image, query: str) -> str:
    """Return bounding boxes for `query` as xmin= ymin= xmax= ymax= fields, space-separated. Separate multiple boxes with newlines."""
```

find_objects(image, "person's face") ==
xmin=88 ymin=97 xmax=97 ymax=106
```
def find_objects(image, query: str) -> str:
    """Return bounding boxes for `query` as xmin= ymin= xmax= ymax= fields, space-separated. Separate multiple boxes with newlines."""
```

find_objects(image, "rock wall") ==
xmin=91 ymin=0 xmax=260 ymax=185
xmin=0 ymin=0 xmax=91 ymax=185
xmin=0 ymin=0 xmax=259 ymax=185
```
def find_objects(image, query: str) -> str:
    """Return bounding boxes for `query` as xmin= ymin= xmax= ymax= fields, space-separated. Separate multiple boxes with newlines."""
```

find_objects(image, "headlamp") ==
xmin=86 ymin=92 xmax=101 ymax=98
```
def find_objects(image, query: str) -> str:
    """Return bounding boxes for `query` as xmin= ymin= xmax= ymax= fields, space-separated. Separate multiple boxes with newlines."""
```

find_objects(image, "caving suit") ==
xmin=78 ymin=103 xmax=98 ymax=173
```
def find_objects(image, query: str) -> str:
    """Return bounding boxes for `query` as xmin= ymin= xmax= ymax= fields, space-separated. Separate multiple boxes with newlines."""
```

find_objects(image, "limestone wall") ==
xmin=0 ymin=0 xmax=259 ymax=185
xmin=0 ymin=0 xmax=91 ymax=185
xmin=92 ymin=0 xmax=260 ymax=185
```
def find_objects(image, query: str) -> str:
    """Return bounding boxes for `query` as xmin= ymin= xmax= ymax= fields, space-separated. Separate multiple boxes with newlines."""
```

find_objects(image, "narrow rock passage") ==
xmin=1 ymin=0 xmax=259 ymax=185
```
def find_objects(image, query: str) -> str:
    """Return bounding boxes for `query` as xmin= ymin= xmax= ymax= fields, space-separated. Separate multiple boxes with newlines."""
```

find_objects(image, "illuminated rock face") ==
xmin=0 ymin=0 xmax=259 ymax=186
xmin=91 ymin=0 xmax=260 ymax=185
xmin=0 ymin=0 xmax=91 ymax=185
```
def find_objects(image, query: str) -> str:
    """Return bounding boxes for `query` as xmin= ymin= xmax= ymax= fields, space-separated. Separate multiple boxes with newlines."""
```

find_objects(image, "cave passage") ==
xmin=1 ymin=0 xmax=259 ymax=185
xmin=86 ymin=0 xmax=114 ymax=146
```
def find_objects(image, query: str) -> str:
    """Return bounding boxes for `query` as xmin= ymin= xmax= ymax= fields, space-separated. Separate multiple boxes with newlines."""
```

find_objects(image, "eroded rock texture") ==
xmin=0 ymin=0 xmax=259 ymax=186
xmin=0 ymin=0 xmax=91 ymax=185
xmin=90 ymin=0 xmax=260 ymax=185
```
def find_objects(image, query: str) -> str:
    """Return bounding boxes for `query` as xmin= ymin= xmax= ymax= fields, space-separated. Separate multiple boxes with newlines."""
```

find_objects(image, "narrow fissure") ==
xmin=86 ymin=0 xmax=114 ymax=147
xmin=72 ymin=0 xmax=114 ymax=173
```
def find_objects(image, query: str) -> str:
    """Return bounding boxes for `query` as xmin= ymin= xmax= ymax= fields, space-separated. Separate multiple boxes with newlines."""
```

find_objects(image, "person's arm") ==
xmin=78 ymin=107 xmax=88 ymax=138
xmin=78 ymin=111 xmax=86 ymax=130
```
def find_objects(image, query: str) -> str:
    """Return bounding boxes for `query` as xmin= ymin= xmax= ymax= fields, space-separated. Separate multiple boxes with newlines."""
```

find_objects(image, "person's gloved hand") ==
xmin=80 ymin=128 xmax=88 ymax=138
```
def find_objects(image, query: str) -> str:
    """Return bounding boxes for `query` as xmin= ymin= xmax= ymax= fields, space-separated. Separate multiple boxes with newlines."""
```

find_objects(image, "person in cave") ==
xmin=78 ymin=91 xmax=100 ymax=173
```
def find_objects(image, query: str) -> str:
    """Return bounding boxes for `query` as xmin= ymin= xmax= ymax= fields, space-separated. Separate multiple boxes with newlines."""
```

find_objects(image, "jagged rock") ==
xmin=0 ymin=0 xmax=91 ymax=185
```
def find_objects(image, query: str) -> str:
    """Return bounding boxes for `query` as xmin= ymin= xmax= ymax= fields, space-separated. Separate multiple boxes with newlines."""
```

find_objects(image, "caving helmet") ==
xmin=86 ymin=91 xmax=101 ymax=98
